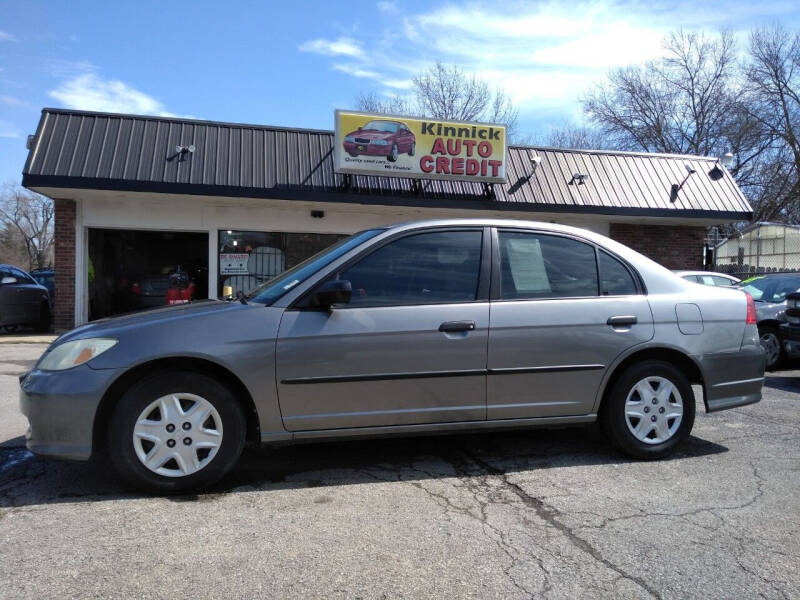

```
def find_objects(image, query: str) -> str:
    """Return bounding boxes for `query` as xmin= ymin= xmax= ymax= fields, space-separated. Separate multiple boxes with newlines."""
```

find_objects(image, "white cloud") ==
xmin=333 ymin=63 xmax=381 ymax=79
xmin=0 ymin=120 xmax=20 ymax=138
xmin=0 ymin=95 xmax=29 ymax=108
xmin=48 ymin=73 xmax=180 ymax=117
xmin=299 ymin=37 xmax=364 ymax=59
xmin=0 ymin=30 xmax=16 ymax=42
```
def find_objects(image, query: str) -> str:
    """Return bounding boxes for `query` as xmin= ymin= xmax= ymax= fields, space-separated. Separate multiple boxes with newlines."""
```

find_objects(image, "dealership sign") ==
xmin=333 ymin=109 xmax=507 ymax=184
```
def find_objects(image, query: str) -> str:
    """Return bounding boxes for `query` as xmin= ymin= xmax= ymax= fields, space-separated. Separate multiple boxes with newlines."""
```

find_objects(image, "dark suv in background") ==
xmin=736 ymin=273 xmax=800 ymax=369
xmin=0 ymin=264 xmax=51 ymax=332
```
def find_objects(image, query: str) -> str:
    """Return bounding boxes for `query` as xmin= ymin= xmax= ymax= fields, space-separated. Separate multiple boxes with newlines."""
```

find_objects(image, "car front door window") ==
xmin=337 ymin=230 xmax=483 ymax=307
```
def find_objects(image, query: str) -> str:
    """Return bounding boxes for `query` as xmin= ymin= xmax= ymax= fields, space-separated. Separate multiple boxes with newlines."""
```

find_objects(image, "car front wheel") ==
xmin=108 ymin=370 xmax=246 ymax=494
xmin=758 ymin=325 xmax=783 ymax=370
xmin=601 ymin=360 xmax=695 ymax=459
xmin=388 ymin=143 xmax=398 ymax=162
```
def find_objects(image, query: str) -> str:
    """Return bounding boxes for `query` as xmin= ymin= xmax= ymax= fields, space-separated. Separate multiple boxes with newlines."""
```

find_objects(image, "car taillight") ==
xmin=745 ymin=292 xmax=757 ymax=325
xmin=131 ymin=282 xmax=141 ymax=295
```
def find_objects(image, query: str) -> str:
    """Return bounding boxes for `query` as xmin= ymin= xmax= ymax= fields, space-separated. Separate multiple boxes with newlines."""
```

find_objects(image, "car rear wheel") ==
xmin=108 ymin=370 xmax=246 ymax=494
xmin=758 ymin=325 xmax=783 ymax=370
xmin=408 ymin=142 xmax=415 ymax=156
xmin=388 ymin=143 xmax=398 ymax=162
xmin=601 ymin=360 xmax=695 ymax=459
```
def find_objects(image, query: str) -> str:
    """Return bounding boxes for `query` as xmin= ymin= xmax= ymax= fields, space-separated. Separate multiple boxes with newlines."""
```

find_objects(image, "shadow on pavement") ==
xmin=0 ymin=427 xmax=728 ymax=508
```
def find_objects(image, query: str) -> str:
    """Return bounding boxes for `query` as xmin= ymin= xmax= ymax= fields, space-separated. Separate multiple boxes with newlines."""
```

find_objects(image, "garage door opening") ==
xmin=88 ymin=229 xmax=208 ymax=321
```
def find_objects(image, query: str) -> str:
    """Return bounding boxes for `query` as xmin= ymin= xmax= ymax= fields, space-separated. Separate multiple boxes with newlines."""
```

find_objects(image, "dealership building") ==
xmin=20 ymin=108 xmax=752 ymax=331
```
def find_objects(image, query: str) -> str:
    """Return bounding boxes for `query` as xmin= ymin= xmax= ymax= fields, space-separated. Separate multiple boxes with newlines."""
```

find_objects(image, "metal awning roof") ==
xmin=22 ymin=108 xmax=753 ymax=221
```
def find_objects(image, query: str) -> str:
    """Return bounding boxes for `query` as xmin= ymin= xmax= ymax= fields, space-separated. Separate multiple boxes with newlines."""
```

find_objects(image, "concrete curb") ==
xmin=0 ymin=335 xmax=57 ymax=344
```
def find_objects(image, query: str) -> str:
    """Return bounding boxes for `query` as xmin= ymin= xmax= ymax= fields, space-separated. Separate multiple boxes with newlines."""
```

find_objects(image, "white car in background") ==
xmin=674 ymin=271 xmax=741 ymax=287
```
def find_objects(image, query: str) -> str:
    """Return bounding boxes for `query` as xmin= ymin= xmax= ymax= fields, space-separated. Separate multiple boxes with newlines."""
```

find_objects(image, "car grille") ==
xmin=355 ymin=138 xmax=371 ymax=143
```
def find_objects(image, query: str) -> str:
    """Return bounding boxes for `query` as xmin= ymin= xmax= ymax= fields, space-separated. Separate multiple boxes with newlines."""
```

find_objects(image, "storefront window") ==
xmin=218 ymin=230 xmax=347 ymax=297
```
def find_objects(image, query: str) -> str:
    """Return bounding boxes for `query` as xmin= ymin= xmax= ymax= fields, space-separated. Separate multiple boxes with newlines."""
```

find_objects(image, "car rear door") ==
xmin=487 ymin=229 xmax=654 ymax=420
xmin=12 ymin=268 xmax=44 ymax=322
xmin=276 ymin=227 xmax=490 ymax=431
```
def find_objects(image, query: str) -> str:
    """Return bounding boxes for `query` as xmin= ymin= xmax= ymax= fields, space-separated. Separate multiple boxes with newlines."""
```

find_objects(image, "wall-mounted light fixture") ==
xmin=570 ymin=172 xmax=589 ymax=185
xmin=175 ymin=144 xmax=195 ymax=155
xmin=719 ymin=152 xmax=735 ymax=169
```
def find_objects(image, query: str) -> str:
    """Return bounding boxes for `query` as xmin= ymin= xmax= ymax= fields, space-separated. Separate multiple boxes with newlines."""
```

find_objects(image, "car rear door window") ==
xmin=498 ymin=232 xmax=598 ymax=300
xmin=711 ymin=276 xmax=734 ymax=286
xmin=599 ymin=250 xmax=637 ymax=295
xmin=339 ymin=230 xmax=483 ymax=307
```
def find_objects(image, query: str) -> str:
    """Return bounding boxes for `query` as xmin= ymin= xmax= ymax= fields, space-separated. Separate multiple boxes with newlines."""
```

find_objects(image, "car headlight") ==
xmin=371 ymin=139 xmax=388 ymax=145
xmin=344 ymin=136 xmax=355 ymax=143
xmin=38 ymin=338 xmax=118 ymax=371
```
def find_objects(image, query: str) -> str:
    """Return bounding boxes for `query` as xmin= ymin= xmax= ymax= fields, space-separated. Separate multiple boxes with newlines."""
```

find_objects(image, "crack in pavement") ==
xmin=462 ymin=451 xmax=664 ymax=600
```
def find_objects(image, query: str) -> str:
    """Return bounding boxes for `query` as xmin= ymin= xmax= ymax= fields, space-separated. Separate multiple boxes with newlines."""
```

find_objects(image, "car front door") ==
xmin=487 ymin=229 xmax=654 ymax=420
xmin=276 ymin=228 xmax=490 ymax=431
xmin=0 ymin=267 xmax=24 ymax=325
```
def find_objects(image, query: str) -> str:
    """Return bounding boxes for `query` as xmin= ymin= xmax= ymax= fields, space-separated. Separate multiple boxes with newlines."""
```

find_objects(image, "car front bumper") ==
xmin=343 ymin=141 xmax=392 ymax=156
xmin=780 ymin=323 xmax=800 ymax=357
xmin=19 ymin=364 xmax=119 ymax=461
xmin=699 ymin=345 xmax=766 ymax=412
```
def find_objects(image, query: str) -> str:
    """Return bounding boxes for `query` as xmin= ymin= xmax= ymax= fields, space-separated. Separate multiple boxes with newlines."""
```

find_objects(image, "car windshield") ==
xmin=361 ymin=121 xmax=398 ymax=133
xmin=245 ymin=229 xmax=384 ymax=305
xmin=736 ymin=275 xmax=800 ymax=302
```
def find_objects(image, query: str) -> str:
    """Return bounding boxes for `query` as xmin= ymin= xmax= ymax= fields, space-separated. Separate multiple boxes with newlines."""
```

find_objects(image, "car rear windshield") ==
xmin=363 ymin=121 xmax=398 ymax=133
xmin=245 ymin=229 xmax=384 ymax=305
xmin=737 ymin=275 xmax=800 ymax=302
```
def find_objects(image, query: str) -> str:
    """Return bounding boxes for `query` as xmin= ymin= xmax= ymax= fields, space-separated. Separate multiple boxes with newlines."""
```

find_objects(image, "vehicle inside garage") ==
xmin=88 ymin=229 xmax=208 ymax=321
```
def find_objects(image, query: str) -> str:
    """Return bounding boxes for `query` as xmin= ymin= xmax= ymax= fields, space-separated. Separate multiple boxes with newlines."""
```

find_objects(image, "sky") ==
xmin=1 ymin=0 xmax=799 ymax=184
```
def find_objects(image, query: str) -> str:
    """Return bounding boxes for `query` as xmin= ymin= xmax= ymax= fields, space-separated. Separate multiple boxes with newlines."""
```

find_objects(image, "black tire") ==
xmin=348 ymin=151 xmax=358 ymax=157
xmin=408 ymin=142 xmax=415 ymax=156
xmin=387 ymin=143 xmax=398 ymax=162
xmin=34 ymin=302 xmax=50 ymax=333
xmin=600 ymin=360 xmax=695 ymax=459
xmin=108 ymin=370 xmax=246 ymax=494
xmin=758 ymin=325 xmax=784 ymax=370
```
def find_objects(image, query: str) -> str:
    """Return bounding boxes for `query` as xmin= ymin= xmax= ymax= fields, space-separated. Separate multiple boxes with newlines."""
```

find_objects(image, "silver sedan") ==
xmin=20 ymin=220 xmax=766 ymax=493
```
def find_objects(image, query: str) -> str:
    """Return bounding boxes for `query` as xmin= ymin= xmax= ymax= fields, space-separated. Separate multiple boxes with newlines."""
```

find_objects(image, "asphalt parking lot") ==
xmin=1 ymin=342 xmax=798 ymax=599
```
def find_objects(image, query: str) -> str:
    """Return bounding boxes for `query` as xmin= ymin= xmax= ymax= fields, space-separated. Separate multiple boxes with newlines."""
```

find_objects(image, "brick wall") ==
xmin=53 ymin=199 xmax=76 ymax=331
xmin=609 ymin=223 xmax=706 ymax=270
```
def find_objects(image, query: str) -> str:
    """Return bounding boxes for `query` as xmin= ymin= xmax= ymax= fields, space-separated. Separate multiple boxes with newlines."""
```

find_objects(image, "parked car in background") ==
xmin=20 ymin=220 xmax=765 ymax=493
xmin=0 ymin=264 xmax=51 ymax=333
xmin=342 ymin=120 xmax=415 ymax=162
xmin=674 ymin=271 xmax=740 ymax=287
xmin=30 ymin=268 xmax=54 ymax=308
xmin=780 ymin=292 xmax=800 ymax=359
xmin=735 ymin=273 xmax=800 ymax=369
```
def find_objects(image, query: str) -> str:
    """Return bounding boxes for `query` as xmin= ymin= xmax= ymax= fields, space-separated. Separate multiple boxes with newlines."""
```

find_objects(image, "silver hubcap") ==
xmin=391 ymin=145 xmax=397 ymax=159
xmin=132 ymin=393 xmax=223 ymax=477
xmin=625 ymin=376 xmax=683 ymax=444
xmin=760 ymin=332 xmax=780 ymax=366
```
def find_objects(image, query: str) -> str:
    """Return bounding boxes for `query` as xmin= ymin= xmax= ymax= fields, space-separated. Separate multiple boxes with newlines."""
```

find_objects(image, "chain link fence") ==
xmin=711 ymin=224 xmax=800 ymax=280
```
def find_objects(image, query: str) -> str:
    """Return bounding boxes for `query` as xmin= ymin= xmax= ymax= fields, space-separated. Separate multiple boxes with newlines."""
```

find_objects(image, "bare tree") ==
xmin=582 ymin=30 xmax=749 ymax=157
xmin=355 ymin=91 xmax=413 ymax=116
xmin=545 ymin=122 xmax=610 ymax=150
xmin=741 ymin=25 xmax=800 ymax=221
xmin=356 ymin=62 xmax=519 ymax=139
xmin=0 ymin=186 xmax=54 ymax=271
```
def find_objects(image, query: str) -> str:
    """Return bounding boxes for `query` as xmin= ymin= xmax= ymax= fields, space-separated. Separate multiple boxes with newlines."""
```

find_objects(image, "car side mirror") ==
xmin=308 ymin=280 xmax=352 ymax=309
xmin=1 ymin=276 xmax=17 ymax=285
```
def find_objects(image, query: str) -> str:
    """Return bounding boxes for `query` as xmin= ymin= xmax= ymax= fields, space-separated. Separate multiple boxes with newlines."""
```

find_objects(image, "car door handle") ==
xmin=439 ymin=321 xmax=476 ymax=333
xmin=607 ymin=315 xmax=637 ymax=326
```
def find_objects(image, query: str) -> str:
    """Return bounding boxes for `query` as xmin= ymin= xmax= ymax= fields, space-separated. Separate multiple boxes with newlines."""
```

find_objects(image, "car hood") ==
xmin=348 ymin=130 xmax=393 ymax=141
xmin=54 ymin=300 xmax=241 ymax=344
